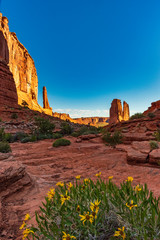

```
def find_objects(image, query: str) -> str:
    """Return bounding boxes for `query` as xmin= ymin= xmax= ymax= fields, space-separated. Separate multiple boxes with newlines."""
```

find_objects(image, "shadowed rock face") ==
xmin=0 ymin=30 xmax=18 ymax=107
xmin=0 ymin=31 xmax=9 ymax=64
xmin=109 ymin=99 xmax=130 ymax=124
xmin=43 ymin=86 xmax=52 ymax=110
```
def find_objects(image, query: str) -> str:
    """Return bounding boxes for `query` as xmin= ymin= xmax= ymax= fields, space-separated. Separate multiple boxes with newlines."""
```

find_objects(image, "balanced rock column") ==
xmin=43 ymin=86 xmax=52 ymax=110
xmin=0 ymin=30 xmax=18 ymax=108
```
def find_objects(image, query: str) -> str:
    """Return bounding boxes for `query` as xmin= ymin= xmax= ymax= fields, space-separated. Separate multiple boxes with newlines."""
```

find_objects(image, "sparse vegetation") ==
xmin=153 ymin=129 xmax=160 ymax=142
xmin=20 ymin=175 xmax=160 ymax=240
xmin=130 ymin=113 xmax=145 ymax=120
xmin=148 ymin=112 xmax=155 ymax=118
xmin=60 ymin=122 xmax=73 ymax=135
xmin=21 ymin=135 xmax=37 ymax=143
xmin=71 ymin=126 xmax=98 ymax=137
xmin=34 ymin=117 xmax=55 ymax=135
xmin=12 ymin=132 xmax=29 ymax=142
xmin=102 ymin=131 xmax=123 ymax=146
xmin=52 ymin=133 xmax=63 ymax=139
xmin=53 ymin=138 xmax=71 ymax=147
xmin=0 ymin=141 xmax=11 ymax=153
xmin=11 ymin=113 xmax=18 ymax=119
xmin=150 ymin=141 xmax=159 ymax=150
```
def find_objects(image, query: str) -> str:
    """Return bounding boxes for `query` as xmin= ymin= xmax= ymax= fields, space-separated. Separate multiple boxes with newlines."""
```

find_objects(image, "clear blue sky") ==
xmin=2 ymin=0 xmax=160 ymax=117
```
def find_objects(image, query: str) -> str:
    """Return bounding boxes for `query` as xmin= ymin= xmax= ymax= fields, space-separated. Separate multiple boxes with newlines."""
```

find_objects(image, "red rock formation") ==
xmin=43 ymin=86 xmax=52 ymax=110
xmin=74 ymin=117 xmax=109 ymax=126
xmin=143 ymin=100 xmax=160 ymax=115
xmin=0 ymin=30 xmax=18 ymax=108
xmin=0 ymin=13 xmax=39 ymax=110
xmin=123 ymin=101 xmax=130 ymax=121
xmin=109 ymin=99 xmax=130 ymax=124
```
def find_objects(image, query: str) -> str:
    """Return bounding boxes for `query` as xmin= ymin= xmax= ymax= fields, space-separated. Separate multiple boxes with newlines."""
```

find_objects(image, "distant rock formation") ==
xmin=143 ymin=100 xmax=160 ymax=115
xmin=43 ymin=86 xmax=52 ymax=110
xmin=109 ymin=99 xmax=130 ymax=124
xmin=74 ymin=117 xmax=109 ymax=126
xmin=0 ymin=13 xmax=39 ymax=110
xmin=0 ymin=30 xmax=18 ymax=108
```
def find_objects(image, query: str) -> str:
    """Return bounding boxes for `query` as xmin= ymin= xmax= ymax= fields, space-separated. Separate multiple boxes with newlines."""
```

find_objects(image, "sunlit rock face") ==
xmin=109 ymin=99 xmax=130 ymax=124
xmin=74 ymin=117 xmax=109 ymax=126
xmin=0 ymin=30 xmax=18 ymax=108
xmin=43 ymin=86 xmax=52 ymax=110
xmin=0 ymin=13 xmax=39 ymax=110
xmin=143 ymin=100 xmax=160 ymax=115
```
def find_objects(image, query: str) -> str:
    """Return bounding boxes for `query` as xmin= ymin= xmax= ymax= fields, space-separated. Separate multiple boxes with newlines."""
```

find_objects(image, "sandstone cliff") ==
xmin=0 ymin=13 xmax=40 ymax=111
xmin=143 ymin=100 xmax=160 ymax=115
xmin=74 ymin=117 xmax=109 ymax=126
xmin=109 ymin=99 xmax=130 ymax=124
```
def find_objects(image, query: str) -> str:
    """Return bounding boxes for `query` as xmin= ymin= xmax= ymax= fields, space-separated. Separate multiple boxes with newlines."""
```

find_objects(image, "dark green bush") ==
xmin=102 ymin=131 xmax=123 ymax=146
xmin=21 ymin=135 xmax=37 ymax=143
xmin=35 ymin=117 xmax=55 ymax=135
xmin=60 ymin=123 xmax=73 ymax=135
xmin=13 ymin=132 xmax=29 ymax=142
xmin=0 ymin=128 xmax=13 ymax=143
xmin=11 ymin=113 xmax=18 ymax=119
xmin=36 ymin=133 xmax=54 ymax=140
xmin=71 ymin=132 xmax=80 ymax=137
xmin=0 ymin=118 xmax=2 ymax=122
xmin=148 ymin=112 xmax=155 ymax=118
xmin=52 ymin=133 xmax=63 ymax=139
xmin=71 ymin=126 xmax=98 ymax=137
xmin=53 ymin=138 xmax=71 ymax=147
xmin=0 ymin=141 xmax=11 ymax=153
xmin=130 ymin=113 xmax=145 ymax=120
xmin=150 ymin=141 xmax=159 ymax=150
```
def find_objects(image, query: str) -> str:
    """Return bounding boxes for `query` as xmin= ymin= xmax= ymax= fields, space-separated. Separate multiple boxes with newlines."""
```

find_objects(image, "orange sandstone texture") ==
xmin=43 ymin=86 xmax=52 ymax=110
xmin=143 ymin=100 xmax=160 ymax=115
xmin=109 ymin=99 xmax=130 ymax=124
xmin=0 ymin=13 xmax=40 ymax=110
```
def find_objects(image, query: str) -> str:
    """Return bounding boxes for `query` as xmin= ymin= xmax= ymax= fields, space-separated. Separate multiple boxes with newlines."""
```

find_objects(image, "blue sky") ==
xmin=2 ymin=0 xmax=160 ymax=117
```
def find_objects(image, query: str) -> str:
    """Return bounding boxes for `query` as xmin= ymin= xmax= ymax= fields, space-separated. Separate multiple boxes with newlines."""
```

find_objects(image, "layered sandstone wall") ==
xmin=0 ymin=13 xmax=40 ymax=110
xmin=109 ymin=99 xmax=130 ymax=124
xmin=143 ymin=100 xmax=160 ymax=115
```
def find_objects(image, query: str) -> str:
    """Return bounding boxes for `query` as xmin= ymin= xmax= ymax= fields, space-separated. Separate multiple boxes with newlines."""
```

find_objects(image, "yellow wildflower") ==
xmin=76 ymin=205 xmax=80 ymax=212
xmin=114 ymin=226 xmax=126 ymax=239
xmin=76 ymin=175 xmax=81 ymax=179
xmin=47 ymin=187 xmax=55 ymax=200
xmin=23 ymin=228 xmax=34 ymax=240
xmin=126 ymin=176 xmax=133 ymax=182
xmin=108 ymin=176 xmax=113 ymax=180
xmin=79 ymin=212 xmax=93 ymax=225
xmin=19 ymin=221 xmax=26 ymax=230
xmin=91 ymin=208 xmax=98 ymax=219
xmin=62 ymin=231 xmax=76 ymax=240
xmin=56 ymin=181 xmax=64 ymax=187
xmin=135 ymin=184 xmax=142 ymax=192
xmin=60 ymin=191 xmax=70 ymax=205
xmin=84 ymin=178 xmax=90 ymax=184
xmin=90 ymin=199 xmax=101 ymax=212
xmin=126 ymin=200 xmax=137 ymax=210
xmin=95 ymin=172 xmax=101 ymax=177
xmin=67 ymin=182 xmax=73 ymax=189
xmin=24 ymin=214 xmax=30 ymax=221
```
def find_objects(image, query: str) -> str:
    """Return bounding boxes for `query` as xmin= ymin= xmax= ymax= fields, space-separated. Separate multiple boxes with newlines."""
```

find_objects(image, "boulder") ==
xmin=149 ymin=149 xmax=160 ymax=165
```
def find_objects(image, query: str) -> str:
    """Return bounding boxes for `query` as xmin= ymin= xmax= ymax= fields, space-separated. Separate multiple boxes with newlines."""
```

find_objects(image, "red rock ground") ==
xmin=1 ymin=136 xmax=160 ymax=239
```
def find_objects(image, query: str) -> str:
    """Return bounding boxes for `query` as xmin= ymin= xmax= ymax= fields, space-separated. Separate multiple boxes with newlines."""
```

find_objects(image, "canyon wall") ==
xmin=0 ymin=30 xmax=18 ymax=108
xmin=143 ymin=100 xmax=160 ymax=115
xmin=74 ymin=117 xmax=109 ymax=126
xmin=0 ymin=13 xmax=41 ymax=111
xmin=109 ymin=99 xmax=130 ymax=124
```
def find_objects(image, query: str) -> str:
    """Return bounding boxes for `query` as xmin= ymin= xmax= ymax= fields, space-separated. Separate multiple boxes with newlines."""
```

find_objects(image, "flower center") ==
xmin=66 ymin=237 xmax=71 ymax=240
xmin=86 ymin=215 xmax=90 ymax=220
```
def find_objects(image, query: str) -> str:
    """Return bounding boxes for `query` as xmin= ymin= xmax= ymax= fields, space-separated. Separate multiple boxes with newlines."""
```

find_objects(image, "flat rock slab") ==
xmin=149 ymin=149 xmax=160 ymax=165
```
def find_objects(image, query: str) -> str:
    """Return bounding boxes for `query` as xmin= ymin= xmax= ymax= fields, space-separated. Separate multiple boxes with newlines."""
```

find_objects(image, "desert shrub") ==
xmin=36 ymin=133 xmax=54 ymax=140
xmin=153 ymin=129 xmax=160 ymax=142
xmin=0 ymin=118 xmax=2 ymax=122
xmin=53 ymin=138 xmax=71 ymax=147
xmin=102 ymin=131 xmax=122 ymax=146
xmin=21 ymin=135 xmax=37 ymax=143
xmin=0 ymin=128 xmax=13 ymax=142
xmin=148 ymin=112 xmax=155 ymax=118
xmin=35 ymin=117 xmax=55 ymax=135
xmin=72 ymin=126 xmax=98 ymax=137
xmin=12 ymin=132 xmax=29 ymax=142
xmin=20 ymin=175 xmax=160 ymax=240
xmin=11 ymin=113 xmax=18 ymax=119
xmin=52 ymin=133 xmax=63 ymax=139
xmin=130 ymin=113 xmax=145 ymax=120
xmin=21 ymin=100 xmax=29 ymax=108
xmin=150 ymin=141 xmax=159 ymax=150
xmin=60 ymin=123 xmax=73 ymax=135
xmin=0 ymin=141 xmax=11 ymax=153
xmin=71 ymin=131 xmax=80 ymax=137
